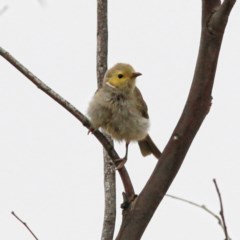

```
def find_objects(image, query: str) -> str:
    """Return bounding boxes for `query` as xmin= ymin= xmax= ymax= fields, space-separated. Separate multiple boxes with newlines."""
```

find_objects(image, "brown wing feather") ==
xmin=133 ymin=87 xmax=149 ymax=119
xmin=134 ymin=87 xmax=162 ymax=158
xmin=138 ymin=134 xmax=162 ymax=159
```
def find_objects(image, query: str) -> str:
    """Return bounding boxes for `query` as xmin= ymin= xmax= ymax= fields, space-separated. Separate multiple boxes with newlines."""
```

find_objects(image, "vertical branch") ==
xmin=213 ymin=179 xmax=231 ymax=240
xmin=97 ymin=1 xmax=116 ymax=240
xmin=101 ymin=149 xmax=116 ymax=240
xmin=97 ymin=0 xmax=108 ymax=88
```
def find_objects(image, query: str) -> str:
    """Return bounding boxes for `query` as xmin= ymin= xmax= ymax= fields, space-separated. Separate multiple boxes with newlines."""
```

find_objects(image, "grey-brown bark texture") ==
xmin=97 ymin=0 xmax=108 ymax=88
xmin=97 ymin=1 xmax=117 ymax=239
xmin=116 ymin=0 xmax=236 ymax=239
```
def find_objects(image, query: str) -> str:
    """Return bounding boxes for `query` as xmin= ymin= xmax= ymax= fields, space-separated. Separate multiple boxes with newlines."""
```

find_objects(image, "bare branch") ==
xmin=221 ymin=0 xmax=236 ymax=14
xmin=116 ymin=1 xmax=236 ymax=238
xmin=101 ymin=149 xmax=116 ymax=240
xmin=213 ymin=179 xmax=231 ymax=240
xmin=0 ymin=46 xmax=135 ymax=203
xmin=167 ymin=188 xmax=232 ymax=239
xmin=207 ymin=0 xmax=236 ymax=34
xmin=11 ymin=211 xmax=38 ymax=240
xmin=96 ymin=0 xmax=116 ymax=239
xmin=97 ymin=0 xmax=108 ymax=88
xmin=166 ymin=194 xmax=224 ymax=230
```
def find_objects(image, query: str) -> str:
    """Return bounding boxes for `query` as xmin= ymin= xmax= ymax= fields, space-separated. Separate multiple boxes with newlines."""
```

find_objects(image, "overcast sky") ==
xmin=0 ymin=0 xmax=240 ymax=239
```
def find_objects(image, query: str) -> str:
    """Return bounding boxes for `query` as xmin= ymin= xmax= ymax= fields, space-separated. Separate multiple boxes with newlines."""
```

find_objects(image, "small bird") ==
xmin=87 ymin=63 xmax=161 ymax=168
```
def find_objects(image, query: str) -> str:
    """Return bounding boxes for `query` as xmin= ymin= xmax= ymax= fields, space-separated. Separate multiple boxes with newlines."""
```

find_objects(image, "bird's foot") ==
xmin=115 ymin=157 xmax=127 ymax=170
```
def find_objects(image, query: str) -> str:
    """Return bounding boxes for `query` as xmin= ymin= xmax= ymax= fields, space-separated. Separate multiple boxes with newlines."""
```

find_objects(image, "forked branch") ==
xmin=116 ymin=0 xmax=236 ymax=239
xmin=166 ymin=194 xmax=223 ymax=227
xmin=166 ymin=179 xmax=231 ymax=240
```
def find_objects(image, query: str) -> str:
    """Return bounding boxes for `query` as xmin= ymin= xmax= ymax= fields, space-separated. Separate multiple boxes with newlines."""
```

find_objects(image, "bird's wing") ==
xmin=134 ymin=87 xmax=149 ymax=119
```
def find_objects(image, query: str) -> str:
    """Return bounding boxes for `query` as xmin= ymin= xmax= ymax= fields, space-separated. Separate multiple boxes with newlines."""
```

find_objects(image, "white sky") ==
xmin=0 ymin=0 xmax=240 ymax=239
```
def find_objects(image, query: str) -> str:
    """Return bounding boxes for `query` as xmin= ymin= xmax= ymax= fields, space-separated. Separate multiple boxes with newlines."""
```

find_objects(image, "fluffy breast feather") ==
xmin=88 ymin=86 xmax=149 ymax=141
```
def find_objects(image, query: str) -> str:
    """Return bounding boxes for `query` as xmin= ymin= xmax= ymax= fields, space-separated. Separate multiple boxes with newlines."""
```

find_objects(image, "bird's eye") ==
xmin=118 ymin=74 xmax=123 ymax=79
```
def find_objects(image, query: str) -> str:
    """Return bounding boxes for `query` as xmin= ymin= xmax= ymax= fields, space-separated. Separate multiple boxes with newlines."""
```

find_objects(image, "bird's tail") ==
xmin=138 ymin=134 xmax=162 ymax=159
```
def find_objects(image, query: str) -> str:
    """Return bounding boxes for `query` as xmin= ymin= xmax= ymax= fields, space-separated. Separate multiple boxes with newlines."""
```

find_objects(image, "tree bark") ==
xmin=97 ymin=0 xmax=108 ymax=88
xmin=97 ymin=1 xmax=117 ymax=239
xmin=116 ymin=0 xmax=236 ymax=239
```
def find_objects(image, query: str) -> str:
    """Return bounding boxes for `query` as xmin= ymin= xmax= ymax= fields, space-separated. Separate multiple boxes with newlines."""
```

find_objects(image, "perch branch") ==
xmin=11 ymin=211 xmax=38 ymax=240
xmin=0 ymin=46 xmax=135 ymax=202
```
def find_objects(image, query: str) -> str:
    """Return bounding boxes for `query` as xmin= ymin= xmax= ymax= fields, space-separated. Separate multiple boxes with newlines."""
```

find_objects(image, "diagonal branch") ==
xmin=116 ymin=1 xmax=236 ymax=239
xmin=0 ymin=46 xmax=135 ymax=203
xmin=12 ymin=211 xmax=39 ymax=240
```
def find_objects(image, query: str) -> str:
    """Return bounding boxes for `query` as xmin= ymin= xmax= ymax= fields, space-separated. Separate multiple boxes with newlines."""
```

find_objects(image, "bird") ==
xmin=87 ymin=63 xmax=161 ymax=169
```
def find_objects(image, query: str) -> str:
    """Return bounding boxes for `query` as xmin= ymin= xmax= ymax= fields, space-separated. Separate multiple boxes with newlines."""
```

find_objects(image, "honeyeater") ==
xmin=87 ymin=63 xmax=161 ymax=168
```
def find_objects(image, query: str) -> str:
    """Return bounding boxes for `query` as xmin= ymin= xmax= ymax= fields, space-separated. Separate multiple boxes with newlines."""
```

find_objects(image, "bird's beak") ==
xmin=131 ymin=72 xmax=142 ymax=78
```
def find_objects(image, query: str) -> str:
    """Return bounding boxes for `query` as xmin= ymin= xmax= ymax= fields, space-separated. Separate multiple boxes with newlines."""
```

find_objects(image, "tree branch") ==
xmin=116 ymin=1 xmax=236 ymax=239
xmin=166 ymin=194 xmax=224 ymax=231
xmin=0 ymin=46 xmax=135 ymax=207
xmin=97 ymin=1 xmax=117 ymax=239
xmin=97 ymin=0 xmax=108 ymax=88
xmin=213 ymin=179 xmax=231 ymax=240
xmin=11 ymin=211 xmax=38 ymax=240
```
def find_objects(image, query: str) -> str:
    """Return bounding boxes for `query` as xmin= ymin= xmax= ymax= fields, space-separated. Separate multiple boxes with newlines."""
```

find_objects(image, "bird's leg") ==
xmin=116 ymin=142 xmax=129 ymax=170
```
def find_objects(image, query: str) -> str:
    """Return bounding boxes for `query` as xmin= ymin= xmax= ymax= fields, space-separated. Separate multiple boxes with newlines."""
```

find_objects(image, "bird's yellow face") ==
xmin=104 ymin=63 xmax=142 ymax=90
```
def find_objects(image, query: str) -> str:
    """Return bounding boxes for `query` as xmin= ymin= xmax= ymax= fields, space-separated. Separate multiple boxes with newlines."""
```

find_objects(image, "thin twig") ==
xmin=213 ymin=179 xmax=231 ymax=240
xmin=167 ymin=183 xmax=232 ymax=240
xmin=166 ymin=194 xmax=223 ymax=228
xmin=11 ymin=211 xmax=39 ymax=240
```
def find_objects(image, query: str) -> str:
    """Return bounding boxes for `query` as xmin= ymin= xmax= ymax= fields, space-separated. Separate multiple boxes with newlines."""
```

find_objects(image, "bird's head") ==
xmin=104 ymin=63 xmax=142 ymax=92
